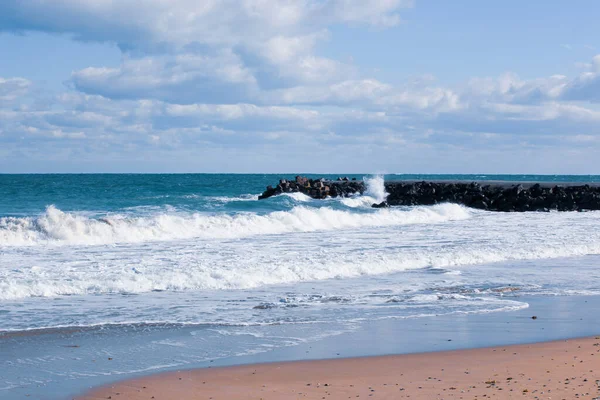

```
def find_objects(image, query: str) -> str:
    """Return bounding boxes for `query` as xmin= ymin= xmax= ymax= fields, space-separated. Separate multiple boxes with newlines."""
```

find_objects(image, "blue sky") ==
xmin=1 ymin=1 xmax=600 ymax=173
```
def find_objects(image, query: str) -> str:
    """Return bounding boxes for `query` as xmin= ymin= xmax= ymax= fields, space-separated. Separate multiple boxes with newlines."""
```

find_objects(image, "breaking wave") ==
xmin=0 ymin=203 xmax=471 ymax=247
xmin=4 ymin=237 xmax=600 ymax=301
xmin=282 ymin=192 xmax=313 ymax=202
xmin=207 ymin=194 xmax=259 ymax=203
xmin=341 ymin=175 xmax=388 ymax=208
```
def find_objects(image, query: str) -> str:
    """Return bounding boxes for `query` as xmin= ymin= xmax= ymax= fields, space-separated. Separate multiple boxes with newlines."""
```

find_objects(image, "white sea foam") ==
xmin=282 ymin=192 xmax=313 ymax=202
xmin=208 ymin=194 xmax=259 ymax=202
xmin=364 ymin=175 xmax=388 ymax=203
xmin=339 ymin=197 xmax=368 ymax=207
xmin=0 ymin=203 xmax=470 ymax=247
xmin=4 ymin=198 xmax=600 ymax=333
xmin=340 ymin=175 xmax=388 ymax=207
xmin=3 ymin=232 xmax=600 ymax=301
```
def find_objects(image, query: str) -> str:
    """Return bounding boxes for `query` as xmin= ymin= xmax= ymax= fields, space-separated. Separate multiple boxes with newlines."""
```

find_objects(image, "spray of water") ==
xmin=364 ymin=175 xmax=389 ymax=203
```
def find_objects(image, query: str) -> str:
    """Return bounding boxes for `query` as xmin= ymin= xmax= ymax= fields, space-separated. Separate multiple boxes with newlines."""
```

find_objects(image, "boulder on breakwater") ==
xmin=259 ymin=177 xmax=600 ymax=212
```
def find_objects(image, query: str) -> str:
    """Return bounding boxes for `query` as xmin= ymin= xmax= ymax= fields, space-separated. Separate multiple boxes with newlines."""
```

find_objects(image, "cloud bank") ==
xmin=1 ymin=0 xmax=599 ymax=173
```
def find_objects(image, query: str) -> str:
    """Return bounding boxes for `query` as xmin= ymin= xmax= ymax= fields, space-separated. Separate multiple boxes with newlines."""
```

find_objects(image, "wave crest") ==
xmin=0 ymin=204 xmax=471 ymax=247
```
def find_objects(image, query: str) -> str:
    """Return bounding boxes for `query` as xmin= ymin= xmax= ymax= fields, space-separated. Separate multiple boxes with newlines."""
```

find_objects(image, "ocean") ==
xmin=2 ymin=173 xmax=600 ymax=398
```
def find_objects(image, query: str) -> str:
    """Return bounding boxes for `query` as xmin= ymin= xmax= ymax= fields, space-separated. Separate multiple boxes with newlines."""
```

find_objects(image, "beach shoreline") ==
xmin=49 ymin=293 xmax=599 ymax=400
xmin=79 ymin=336 xmax=600 ymax=399
xmin=2 ymin=293 xmax=600 ymax=399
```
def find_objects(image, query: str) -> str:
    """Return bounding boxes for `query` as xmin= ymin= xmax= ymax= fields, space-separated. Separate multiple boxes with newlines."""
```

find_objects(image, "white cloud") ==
xmin=71 ymin=51 xmax=260 ymax=104
xmin=465 ymin=55 xmax=600 ymax=105
xmin=1 ymin=1 xmax=413 ymax=104
xmin=378 ymin=87 xmax=463 ymax=112
xmin=0 ymin=0 xmax=412 ymax=49
xmin=164 ymin=103 xmax=319 ymax=121
xmin=269 ymin=79 xmax=391 ymax=105
xmin=0 ymin=77 xmax=31 ymax=102
xmin=562 ymin=55 xmax=600 ymax=102
xmin=481 ymin=102 xmax=600 ymax=122
xmin=261 ymin=33 xmax=324 ymax=65
xmin=3 ymin=2 xmax=600 ymax=172
xmin=466 ymin=73 xmax=568 ymax=104
xmin=268 ymin=78 xmax=462 ymax=114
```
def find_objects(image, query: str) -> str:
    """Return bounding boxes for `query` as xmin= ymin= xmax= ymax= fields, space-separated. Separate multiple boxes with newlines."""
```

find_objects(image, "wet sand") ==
xmin=80 ymin=336 xmax=600 ymax=400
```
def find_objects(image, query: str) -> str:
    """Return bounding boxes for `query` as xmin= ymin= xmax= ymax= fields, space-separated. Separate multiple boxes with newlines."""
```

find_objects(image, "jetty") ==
xmin=258 ymin=176 xmax=600 ymax=212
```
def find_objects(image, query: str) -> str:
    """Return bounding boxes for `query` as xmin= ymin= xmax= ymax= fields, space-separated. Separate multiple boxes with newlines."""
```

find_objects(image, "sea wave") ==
xmin=339 ymin=175 xmax=388 ymax=208
xmin=207 ymin=194 xmax=259 ymax=202
xmin=3 ymin=239 xmax=600 ymax=301
xmin=0 ymin=203 xmax=471 ymax=247
xmin=281 ymin=192 xmax=313 ymax=202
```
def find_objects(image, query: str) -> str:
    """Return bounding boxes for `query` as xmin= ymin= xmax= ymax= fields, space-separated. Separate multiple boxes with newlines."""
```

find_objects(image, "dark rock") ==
xmin=371 ymin=201 xmax=389 ymax=208
xmin=258 ymin=185 xmax=280 ymax=200
xmin=471 ymin=199 xmax=488 ymax=210
xmin=530 ymin=183 xmax=543 ymax=197
xmin=296 ymin=176 xmax=308 ymax=185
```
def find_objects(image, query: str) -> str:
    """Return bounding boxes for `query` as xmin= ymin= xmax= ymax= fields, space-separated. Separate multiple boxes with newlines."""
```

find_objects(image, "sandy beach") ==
xmin=80 ymin=336 xmax=600 ymax=400
xmin=4 ymin=293 xmax=599 ymax=399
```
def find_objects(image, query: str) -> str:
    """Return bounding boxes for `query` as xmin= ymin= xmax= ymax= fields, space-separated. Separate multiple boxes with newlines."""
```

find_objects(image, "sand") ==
xmin=79 ymin=336 xmax=600 ymax=399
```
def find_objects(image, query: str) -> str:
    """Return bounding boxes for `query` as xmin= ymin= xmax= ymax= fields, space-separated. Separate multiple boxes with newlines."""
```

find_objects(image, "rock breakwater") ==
xmin=385 ymin=181 xmax=600 ymax=211
xmin=259 ymin=177 xmax=600 ymax=212
xmin=258 ymin=176 xmax=364 ymax=200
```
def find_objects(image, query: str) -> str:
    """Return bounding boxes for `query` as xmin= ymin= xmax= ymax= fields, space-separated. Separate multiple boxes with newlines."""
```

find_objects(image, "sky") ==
xmin=1 ymin=1 xmax=600 ymax=173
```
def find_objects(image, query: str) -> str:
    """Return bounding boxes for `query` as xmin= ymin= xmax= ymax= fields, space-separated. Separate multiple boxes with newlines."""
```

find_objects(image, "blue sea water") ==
xmin=2 ymin=174 xmax=600 ymax=398
xmin=2 ymin=173 xmax=599 ymax=217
